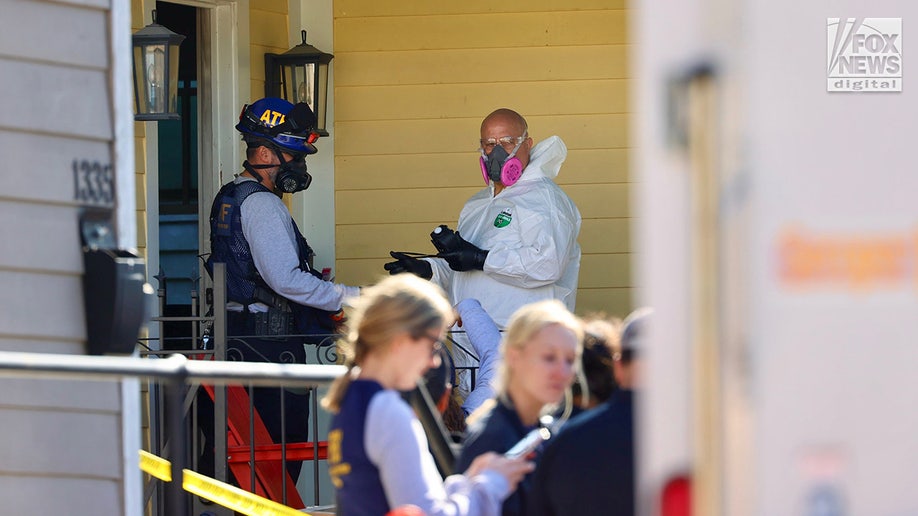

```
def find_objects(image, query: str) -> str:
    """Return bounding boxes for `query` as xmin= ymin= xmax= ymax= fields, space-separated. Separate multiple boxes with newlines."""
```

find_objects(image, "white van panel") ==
xmin=636 ymin=0 xmax=918 ymax=514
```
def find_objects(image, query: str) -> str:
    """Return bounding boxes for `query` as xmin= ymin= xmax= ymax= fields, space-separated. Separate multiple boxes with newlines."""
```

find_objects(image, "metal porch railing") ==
xmin=139 ymin=263 xmax=345 ymax=514
xmin=137 ymin=263 xmax=482 ymax=515
xmin=0 ymin=348 xmax=344 ymax=516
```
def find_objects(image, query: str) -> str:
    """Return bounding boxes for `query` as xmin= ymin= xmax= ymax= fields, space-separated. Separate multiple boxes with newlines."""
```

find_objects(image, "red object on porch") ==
xmin=202 ymin=384 xmax=328 ymax=509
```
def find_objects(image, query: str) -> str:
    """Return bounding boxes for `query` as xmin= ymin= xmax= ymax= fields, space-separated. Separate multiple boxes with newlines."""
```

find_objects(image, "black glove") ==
xmin=434 ymin=229 xmax=489 ymax=272
xmin=384 ymin=251 xmax=433 ymax=279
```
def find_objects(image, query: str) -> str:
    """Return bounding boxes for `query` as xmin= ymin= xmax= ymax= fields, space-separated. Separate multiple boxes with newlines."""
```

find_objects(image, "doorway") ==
xmin=154 ymin=2 xmax=199 ymax=350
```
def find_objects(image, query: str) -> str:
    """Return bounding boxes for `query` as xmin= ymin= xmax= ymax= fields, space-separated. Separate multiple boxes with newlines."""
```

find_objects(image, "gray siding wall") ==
xmin=0 ymin=1 xmax=133 ymax=514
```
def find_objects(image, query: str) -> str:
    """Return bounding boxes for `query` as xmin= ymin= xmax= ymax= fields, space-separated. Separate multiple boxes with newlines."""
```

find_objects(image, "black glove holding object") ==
xmin=430 ymin=225 xmax=489 ymax=272
xmin=384 ymin=251 xmax=433 ymax=279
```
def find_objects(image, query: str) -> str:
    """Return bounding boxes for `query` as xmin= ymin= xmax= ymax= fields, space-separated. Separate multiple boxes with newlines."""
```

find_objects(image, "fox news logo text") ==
xmin=827 ymin=18 xmax=902 ymax=92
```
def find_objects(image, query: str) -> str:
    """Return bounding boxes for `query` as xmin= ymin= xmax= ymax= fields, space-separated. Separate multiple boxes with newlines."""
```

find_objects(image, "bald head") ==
xmin=481 ymin=108 xmax=528 ymax=135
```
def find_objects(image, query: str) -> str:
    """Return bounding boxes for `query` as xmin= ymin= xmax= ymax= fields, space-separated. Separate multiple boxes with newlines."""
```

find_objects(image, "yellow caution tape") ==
xmin=139 ymin=450 xmax=310 ymax=516
xmin=183 ymin=469 xmax=309 ymax=516
xmin=139 ymin=449 xmax=172 ymax=482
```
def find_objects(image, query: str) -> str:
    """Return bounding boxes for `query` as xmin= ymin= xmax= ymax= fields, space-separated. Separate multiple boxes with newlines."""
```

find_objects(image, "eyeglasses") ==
xmin=479 ymin=133 xmax=528 ymax=152
xmin=421 ymin=333 xmax=445 ymax=357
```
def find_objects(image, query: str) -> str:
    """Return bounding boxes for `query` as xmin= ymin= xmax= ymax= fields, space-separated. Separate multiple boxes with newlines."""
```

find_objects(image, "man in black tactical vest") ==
xmin=201 ymin=97 xmax=360 ymax=482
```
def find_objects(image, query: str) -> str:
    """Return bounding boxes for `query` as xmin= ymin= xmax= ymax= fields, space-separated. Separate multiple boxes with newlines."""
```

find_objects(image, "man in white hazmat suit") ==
xmin=385 ymin=108 xmax=582 ymax=399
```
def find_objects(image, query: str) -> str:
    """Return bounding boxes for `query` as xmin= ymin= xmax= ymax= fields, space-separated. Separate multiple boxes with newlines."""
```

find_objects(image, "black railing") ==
xmin=0 ymin=348 xmax=344 ymax=516
xmin=140 ymin=263 xmax=346 ymax=514
xmin=140 ymin=263 xmax=483 ymax=514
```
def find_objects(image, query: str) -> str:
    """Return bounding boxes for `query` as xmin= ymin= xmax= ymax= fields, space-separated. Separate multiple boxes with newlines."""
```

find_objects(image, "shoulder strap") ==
xmin=233 ymin=179 xmax=273 ymax=205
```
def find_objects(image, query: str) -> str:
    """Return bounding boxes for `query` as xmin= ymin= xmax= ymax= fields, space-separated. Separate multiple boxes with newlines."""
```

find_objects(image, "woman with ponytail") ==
xmin=322 ymin=274 xmax=532 ymax=516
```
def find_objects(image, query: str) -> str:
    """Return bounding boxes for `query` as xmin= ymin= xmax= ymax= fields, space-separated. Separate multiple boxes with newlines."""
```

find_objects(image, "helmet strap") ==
xmin=242 ymin=160 xmax=275 ymax=183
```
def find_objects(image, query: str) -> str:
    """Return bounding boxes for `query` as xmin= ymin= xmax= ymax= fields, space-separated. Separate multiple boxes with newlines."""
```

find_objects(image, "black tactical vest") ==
xmin=207 ymin=180 xmax=336 ymax=337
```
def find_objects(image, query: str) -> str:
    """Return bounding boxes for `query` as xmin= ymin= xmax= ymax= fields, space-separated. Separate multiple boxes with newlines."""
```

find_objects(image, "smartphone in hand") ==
xmin=504 ymin=427 xmax=551 ymax=459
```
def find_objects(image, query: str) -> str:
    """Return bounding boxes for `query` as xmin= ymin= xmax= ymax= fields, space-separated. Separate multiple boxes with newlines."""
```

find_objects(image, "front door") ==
xmin=155 ymin=1 xmax=200 ymax=351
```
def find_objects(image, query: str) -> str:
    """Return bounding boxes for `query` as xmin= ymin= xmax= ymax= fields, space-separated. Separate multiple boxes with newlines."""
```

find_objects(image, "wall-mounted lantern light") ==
xmin=265 ymin=30 xmax=334 ymax=135
xmin=132 ymin=10 xmax=185 ymax=121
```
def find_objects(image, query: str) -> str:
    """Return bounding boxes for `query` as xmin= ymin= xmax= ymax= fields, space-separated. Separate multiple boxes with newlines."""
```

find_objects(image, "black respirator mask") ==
xmin=243 ymin=147 xmax=313 ymax=195
xmin=273 ymin=150 xmax=312 ymax=194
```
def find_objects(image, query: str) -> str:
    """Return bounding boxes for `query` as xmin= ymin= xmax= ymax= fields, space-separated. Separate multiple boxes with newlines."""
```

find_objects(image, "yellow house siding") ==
xmin=336 ymin=148 xmax=628 ymax=190
xmin=336 ymin=81 xmax=628 ymax=121
xmin=133 ymin=121 xmax=147 ymax=257
xmin=256 ymin=0 xmax=289 ymax=14
xmin=131 ymin=7 xmax=147 ymax=255
xmin=249 ymin=5 xmax=289 ymax=99
xmin=335 ymin=114 xmax=625 ymax=160
xmin=335 ymin=12 xmax=626 ymax=50
xmin=334 ymin=1 xmax=633 ymax=317
xmin=335 ymin=0 xmax=626 ymax=17
xmin=335 ymin=45 xmax=629 ymax=86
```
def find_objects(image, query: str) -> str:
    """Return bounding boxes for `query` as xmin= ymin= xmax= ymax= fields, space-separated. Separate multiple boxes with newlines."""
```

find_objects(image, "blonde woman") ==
xmin=322 ymin=275 xmax=533 ymax=516
xmin=456 ymin=299 xmax=583 ymax=516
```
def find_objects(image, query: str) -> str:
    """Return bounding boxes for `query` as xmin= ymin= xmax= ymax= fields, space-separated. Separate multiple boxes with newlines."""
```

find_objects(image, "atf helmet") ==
xmin=236 ymin=97 xmax=319 ymax=155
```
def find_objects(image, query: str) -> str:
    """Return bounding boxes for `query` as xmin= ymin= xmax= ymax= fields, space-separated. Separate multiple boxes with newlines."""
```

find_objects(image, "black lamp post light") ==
xmin=265 ymin=30 xmax=334 ymax=135
xmin=132 ymin=10 xmax=185 ymax=121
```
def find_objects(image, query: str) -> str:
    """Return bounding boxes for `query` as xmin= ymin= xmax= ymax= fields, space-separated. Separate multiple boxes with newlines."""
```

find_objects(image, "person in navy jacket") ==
xmin=527 ymin=308 xmax=652 ymax=516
